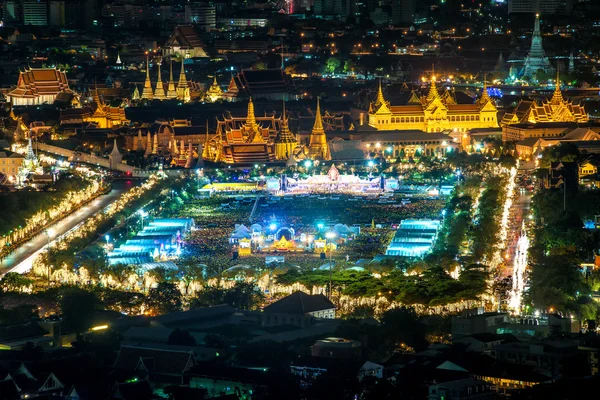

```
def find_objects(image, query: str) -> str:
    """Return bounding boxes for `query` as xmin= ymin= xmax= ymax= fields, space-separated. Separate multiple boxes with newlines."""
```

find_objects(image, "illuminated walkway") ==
xmin=0 ymin=182 xmax=135 ymax=274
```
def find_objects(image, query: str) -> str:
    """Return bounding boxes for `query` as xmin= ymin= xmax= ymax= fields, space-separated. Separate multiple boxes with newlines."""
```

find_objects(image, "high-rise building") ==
xmin=3 ymin=0 xmax=23 ymax=23
xmin=508 ymin=0 xmax=571 ymax=14
xmin=23 ymin=0 xmax=48 ymax=26
xmin=184 ymin=3 xmax=216 ymax=32
xmin=391 ymin=0 xmax=415 ymax=26
xmin=314 ymin=0 xmax=354 ymax=18
xmin=49 ymin=1 xmax=65 ymax=27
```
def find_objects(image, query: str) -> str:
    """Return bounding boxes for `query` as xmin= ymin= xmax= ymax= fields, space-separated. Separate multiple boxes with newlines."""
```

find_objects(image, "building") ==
xmin=128 ymin=119 xmax=206 ymax=153
xmin=113 ymin=345 xmax=196 ymax=385
xmin=49 ymin=0 xmax=65 ymax=27
xmin=263 ymin=291 xmax=336 ymax=328
xmin=452 ymin=309 xmax=509 ymax=338
xmin=22 ymin=0 xmax=48 ymax=26
xmin=184 ymin=4 xmax=215 ymax=32
xmin=365 ymin=79 xmax=498 ymax=133
xmin=501 ymin=80 xmax=588 ymax=130
xmin=428 ymin=378 xmax=496 ymax=400
xmin=490 ymin=340 xmax=584 ymax=379
xmin=453 ymin=333 xmax=507 ymax=353
xmin=313 ymin=0 xmax=354 ymax=18
xmin=386 ymin=219 xmax=441 ymax=257
xmin=217 ymin=16 xmax=268 ymax=28
xmin=7 ymin=68 xmax=76 ymax=106
xmin=203 ymin=98 xmax=279 ymax=164
xmin=508 ymin=0 xmax=571 ymax=14
xmin=222 ymin=69 xmax=297 ymax=102
xmin=2 ymin=1 xmax=23 ymax=23
xmin=391 ymin=0 xmax=415 ymax=25
xmin=203 ymin=76 xmax=223 ymax=102
xmin=163 ymin=25 xmax=208 ymax=58
xmin=513 ymin=128 xmax=600 ymax=159
xmin=274 ymin=103 xmax=298 ymax=160
xmin=86 ymin=89 xmax=129 ymax=129
xmin=522 ymin=14 xmax=554 ymax=78
xmin=0 ymin=150 xmax=25 ymax=184
xmin=311 ymin=337 xmax=362 ymax=360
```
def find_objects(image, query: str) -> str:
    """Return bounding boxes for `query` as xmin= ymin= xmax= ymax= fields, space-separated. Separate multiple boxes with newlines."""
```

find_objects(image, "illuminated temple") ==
xmin=7 ymin=68 xmax=76 ymax=106
xmin=204 ymin=99 xmax=332 ymax=164
xmin=203 ymin=98 xmax=282 ymax=164
xmin=366 ymin=79 xmax=498 ymax=133
xmin=500 ymin=77 xmax=588 ymax=126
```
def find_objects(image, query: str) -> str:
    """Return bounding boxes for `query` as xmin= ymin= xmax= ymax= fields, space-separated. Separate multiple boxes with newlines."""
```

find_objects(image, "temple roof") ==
xmin=8 ymin=68 xmax=74 ymax=99
xmin=166 ymin=25 xmax=206 ymax=51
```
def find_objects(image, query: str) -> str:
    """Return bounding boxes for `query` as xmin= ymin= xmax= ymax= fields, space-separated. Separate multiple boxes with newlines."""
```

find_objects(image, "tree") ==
xmin=0 ymin=272 xmax=32 ymax=292
xmin=380 ymin=307 xmax=428 ymax=352
xmin=167 ymin=328 xmax=196 ymax=346
xmin=146 ymin=282 xmax=182 ymax=315
xmin=344 ymin=59 xmax=356 ymax=74
xmin=326 ymin=57 xmax=341 ymax=74
xmin=189 ymin=285 xmax=226 ymax=309
xmin=60 ymin=288 xmax=98 ymax=333
xmin=0 ymin=304 xmax=38 ymax=324
xmin=223 ymin=282 xmax=265 ymax=310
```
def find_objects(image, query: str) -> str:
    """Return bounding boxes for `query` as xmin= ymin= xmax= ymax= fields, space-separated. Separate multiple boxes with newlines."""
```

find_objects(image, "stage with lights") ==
xmin=229 ymin=221 xmax=359 ymax=256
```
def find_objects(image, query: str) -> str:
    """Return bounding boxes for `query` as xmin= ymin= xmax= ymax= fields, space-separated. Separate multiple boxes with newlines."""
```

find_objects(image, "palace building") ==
xmin=204 ymin=76 xmax=223 ymax=102
xmin=501 ymin=77 xmax=588 ymax=128
xmin=365 ymin=79 xmax=498 ymax=133
xmin=203 ymin=98 xmax=279 ymax=164
xmin=85 ymin=89 xmax=129 ymax=129
xmin=162 ymin=25 xmax=208 ymax=59
xmin=222 ymin=69 xmax=298 ymax=102
xmin=7 ymin=68 xmax=77 ymax=106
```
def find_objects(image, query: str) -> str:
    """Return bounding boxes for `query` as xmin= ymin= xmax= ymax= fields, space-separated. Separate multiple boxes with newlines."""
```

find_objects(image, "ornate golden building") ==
xmin=274 ymin=103 xmax=298 ymax=160
xmin=203 ymin=98 xmax=281 ymax=164
xmin=204 ymin=76 xmax=223 ymax=102
xmin=85 ymin=89 xmax=129 ymax=129
xmin=367 ymin=79 xmax=498 ymax=133
xmin=501 ymin=78 xmax=588 ymax=126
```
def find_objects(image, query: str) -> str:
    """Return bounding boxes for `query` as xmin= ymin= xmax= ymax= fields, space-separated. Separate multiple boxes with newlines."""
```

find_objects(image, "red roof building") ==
xmin=7 ymin=68 xmax=76 ymax=106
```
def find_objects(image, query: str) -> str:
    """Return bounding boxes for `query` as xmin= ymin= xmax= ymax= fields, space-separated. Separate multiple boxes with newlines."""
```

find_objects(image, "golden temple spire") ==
xmin=154 ymin=59 xmax=166 ymax=100
xmin=178 ymin=57 xmax=187 ymax=87
xmin=479 ymin=75 xmax=490 ymax=104
xmin=425 ymin=67 xmax=440 ymax=104
xmin=246 ymin=97 xmax=257 ymax=127
xmin=276 ymin=101 xmax=295 ymax=142
xmin=176 ymin=57 xmax=190 ymax=102
xmin=375 ymin=78 xmax=385 ymax=106
xmin=142 ymin=54 xmax=153 ymax=100
xmin=312 ymin=96 xmax=324 ymax=134
xmin=166 ymin=59 xmax=177 ymax=99
xmin=550 ymin=68 xmax=564 ymax=105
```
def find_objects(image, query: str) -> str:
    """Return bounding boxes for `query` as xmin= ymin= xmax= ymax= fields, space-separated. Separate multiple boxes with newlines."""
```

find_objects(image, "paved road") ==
xmin=0 ymin=181 xmax=136 ymax=274
xmin=504 ymin=189 xmax=532 ymax=271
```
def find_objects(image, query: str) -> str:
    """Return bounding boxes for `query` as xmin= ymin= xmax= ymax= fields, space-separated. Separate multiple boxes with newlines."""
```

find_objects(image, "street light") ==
xmin=139 ymin=209 xmax=148 ymax=229
xmin=105 ymin=234 xmax=110 ymax=248
xmin=196 ymin=168 xmax=202 ymax=191
xmin=325 ymin=231 xmax=336 ymax=299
